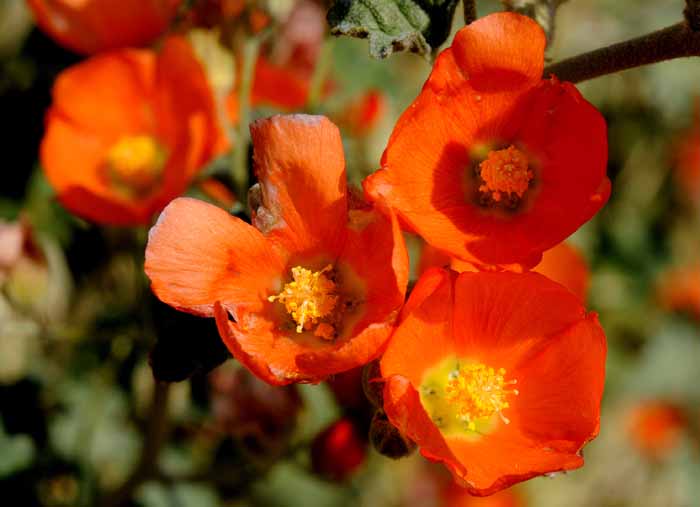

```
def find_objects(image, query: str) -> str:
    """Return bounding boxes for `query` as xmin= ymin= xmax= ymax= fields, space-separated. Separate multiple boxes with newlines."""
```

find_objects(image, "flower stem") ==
xmin=544 ymin=21 xmax=700 ymax=83
xmin=99 ymin=381 xmax=171 ymax=507
xmin=231 ymin=36 xmax=262 ymax=200
xmin=307 ymin=37 xmax=335 ymax=112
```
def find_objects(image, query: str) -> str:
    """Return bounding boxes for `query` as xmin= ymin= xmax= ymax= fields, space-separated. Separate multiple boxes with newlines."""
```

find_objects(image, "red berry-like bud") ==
xmin=311 ymin=418 xmax=367 ymax=481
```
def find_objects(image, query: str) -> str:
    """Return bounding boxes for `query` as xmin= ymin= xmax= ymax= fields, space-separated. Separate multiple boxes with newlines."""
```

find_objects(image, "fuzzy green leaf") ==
xmin=327 ymin=0 xmax=459 ymax=59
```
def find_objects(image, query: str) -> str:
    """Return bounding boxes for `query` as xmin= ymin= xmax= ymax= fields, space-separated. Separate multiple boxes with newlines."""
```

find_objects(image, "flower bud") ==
xmin=369 ymin=410 xmax=416 ymax=459
xmin=311 ymin=418 xmax=367 ymax=481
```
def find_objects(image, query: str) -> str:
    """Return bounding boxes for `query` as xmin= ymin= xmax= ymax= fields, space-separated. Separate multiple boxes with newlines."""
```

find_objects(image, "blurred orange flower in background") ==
xmin=41 ymin=36 xmax=228 ymax=225
xmin=145 ymin=115 xmax=408 ymax=385
xmin=627 ymin=401 xmax=687 ymax=461
xmin=365 ymin=12 xmax=610 ymax=270
xmin=225 ymin=0 xmax=329 ymax=120
xmin=656 ymin=264 xmax=700 ymax=319
xmin=336 ymin=89 xmax=387 ymax=137
xmin=311 ymin=417 xmax=368 ymax=481
xmin=532 ymin=242 xmax=590 ymax=301
xmin=27 ymin=0 xmax=183 ymax=54
xmin=380 ymin=268 xmax=606 ymax=495
xmin=674 ymin=98 xmax=700 ymax=203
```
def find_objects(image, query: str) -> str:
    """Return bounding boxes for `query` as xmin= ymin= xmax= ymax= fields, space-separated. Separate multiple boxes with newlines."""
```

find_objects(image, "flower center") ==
xmin=268 ymin=265 xmax=339 ymax=340
xmin=445 ymin=363 xmax=518 ymax=431
xmin=420 ymin=357 xmax=519 ymax=434
xmin=477 ymin=145 xmax=532 ymax=205
xmin=105 ymin=135 xmax=166 ymax=196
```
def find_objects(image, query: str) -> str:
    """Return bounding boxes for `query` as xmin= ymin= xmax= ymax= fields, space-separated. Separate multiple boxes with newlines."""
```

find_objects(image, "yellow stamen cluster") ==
xmin=478 ymin=145 xmax=533 ymax=202
xmin=445 ymin=363 xmax=519 ymax=431
xmin=268 ymin=265 xmax=338 ymax=339
xmin=105 ymin=135 xmax=165 ymax=195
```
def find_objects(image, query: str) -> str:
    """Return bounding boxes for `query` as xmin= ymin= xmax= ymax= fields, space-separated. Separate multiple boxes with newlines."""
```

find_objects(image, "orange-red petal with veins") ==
xmin=145 ymin=197 xmax=285 ymax=318
xmin=250 ymin=115 xmax=348 ymax=255
xmin=512 ymin=314 xmax=605 ymax=451
xmin=381 ymin=269 xmax=455 ymax=386
xmin=451 ymin=272 xmax=587 ymax=371
xmin=444 ymin=428 xmax=584 ymax=496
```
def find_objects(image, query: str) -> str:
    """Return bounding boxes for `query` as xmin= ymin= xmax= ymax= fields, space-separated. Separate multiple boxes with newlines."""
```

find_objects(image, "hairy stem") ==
xmin=544 ymin=21 xmax=700 ymax=83
xmin=307 ymin=37 xmax=335 ymax=111
xmin=231 ymin=36 xmax=262 ymax=199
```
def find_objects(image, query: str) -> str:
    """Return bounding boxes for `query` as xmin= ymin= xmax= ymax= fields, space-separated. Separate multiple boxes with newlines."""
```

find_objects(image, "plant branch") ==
xmin=544 ymin=21 xmax=700 ymax=83
xmin=231 ymin=36 xmax=262 ymax=200
xmin=463 ymin=0 xmax=477 ymax=24
xmin=100 ymin=382 xmax=171 ymax=507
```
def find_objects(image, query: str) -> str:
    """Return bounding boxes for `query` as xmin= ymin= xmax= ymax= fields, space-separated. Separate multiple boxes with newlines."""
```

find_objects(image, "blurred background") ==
xmin=1 ymin=0 xmax=699 ymax=506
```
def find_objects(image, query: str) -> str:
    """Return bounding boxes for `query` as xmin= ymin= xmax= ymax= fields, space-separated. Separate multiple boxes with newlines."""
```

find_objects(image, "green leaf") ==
xmin=327 ymin=0 xmax=459 ymax=59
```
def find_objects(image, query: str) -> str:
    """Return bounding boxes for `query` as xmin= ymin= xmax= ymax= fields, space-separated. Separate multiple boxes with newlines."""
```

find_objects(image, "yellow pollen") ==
xmin=478 ymin=145 xmax=532 ymax=202
xmin=444 ymin=363 xmax=519 ymax=431
xmin=105 ymin=135 xmax=166 ymax=194
xmin=268 ymin=265 xmax=338 ymax=338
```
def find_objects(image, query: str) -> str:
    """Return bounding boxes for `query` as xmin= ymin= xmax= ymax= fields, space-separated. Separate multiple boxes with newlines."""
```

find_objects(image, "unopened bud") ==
xmin=369 ymin=410 xmax=416 ymax=459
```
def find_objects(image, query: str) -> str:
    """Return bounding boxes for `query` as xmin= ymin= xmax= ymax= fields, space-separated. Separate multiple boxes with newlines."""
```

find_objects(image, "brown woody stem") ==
xmin=543 ymin=21 xmax=700 ymax=83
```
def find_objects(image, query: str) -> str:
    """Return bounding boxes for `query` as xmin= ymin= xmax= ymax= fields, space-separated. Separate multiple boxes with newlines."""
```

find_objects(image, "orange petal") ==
xmin=251 ymin=56 xmax=311 ymax=110
xmin=445 ymin=429 xmax=583 ymax=495
xmin=27 ymin=0 xmax=183 ymax=55
xmin=154 ymin=36 xmax=230 ymax=185
xmin=512 ymin=314 xmax=606 ymax=451
xmin=452 ymin=272 xmax=588 ymax=370
xmin=145 ymin=197 xmax=285 ymax=318
xmin=250 ymin=115 xmax=348 ymax=254
xmin=451 ymin=12 xmax=545 ymax=91
xmin=533 ymin=242 xmax=590 ymax=300
xmin=49 ymin=49 xmax=155 ymax=140
xmin=380 ymin=269 xmax=455 ymax=386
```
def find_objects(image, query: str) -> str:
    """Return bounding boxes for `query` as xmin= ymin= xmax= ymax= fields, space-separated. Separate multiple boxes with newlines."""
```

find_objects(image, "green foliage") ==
xmin=327 ymin=0 xmax=459 ymax=58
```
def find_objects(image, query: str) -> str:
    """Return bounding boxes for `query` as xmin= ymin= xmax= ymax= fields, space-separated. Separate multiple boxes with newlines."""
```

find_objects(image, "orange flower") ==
xmin=674 ymin=99 xmax=700 ymax=203
xmin=337 ymin=89 xmax=387 ymax=137
xmin=627 ymin=401 xmax=686 ymax=461
xmin=41 ymin=36 xmax=228 ymax=226
xmin=365 ymin=13 xmax=610 ymax=270
xmin=656 ymin=264 xmax=700 ymax=319
xmin=27 ymin=0 xmax=183 ymax=55
xmin=381 ymin=268 xmax=606 ymax=495
xmin=418 ymin=241 xmax=589 ymax=301
xmin=532 ymin=243 xmax=589 ymax=301
xmin=225 ymin=0 xmax=329 ymax=121
xmin=311 ymin=418 xmax=368 ymax=481
xmin=145 ymin=115 xmax=408 ymax=385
